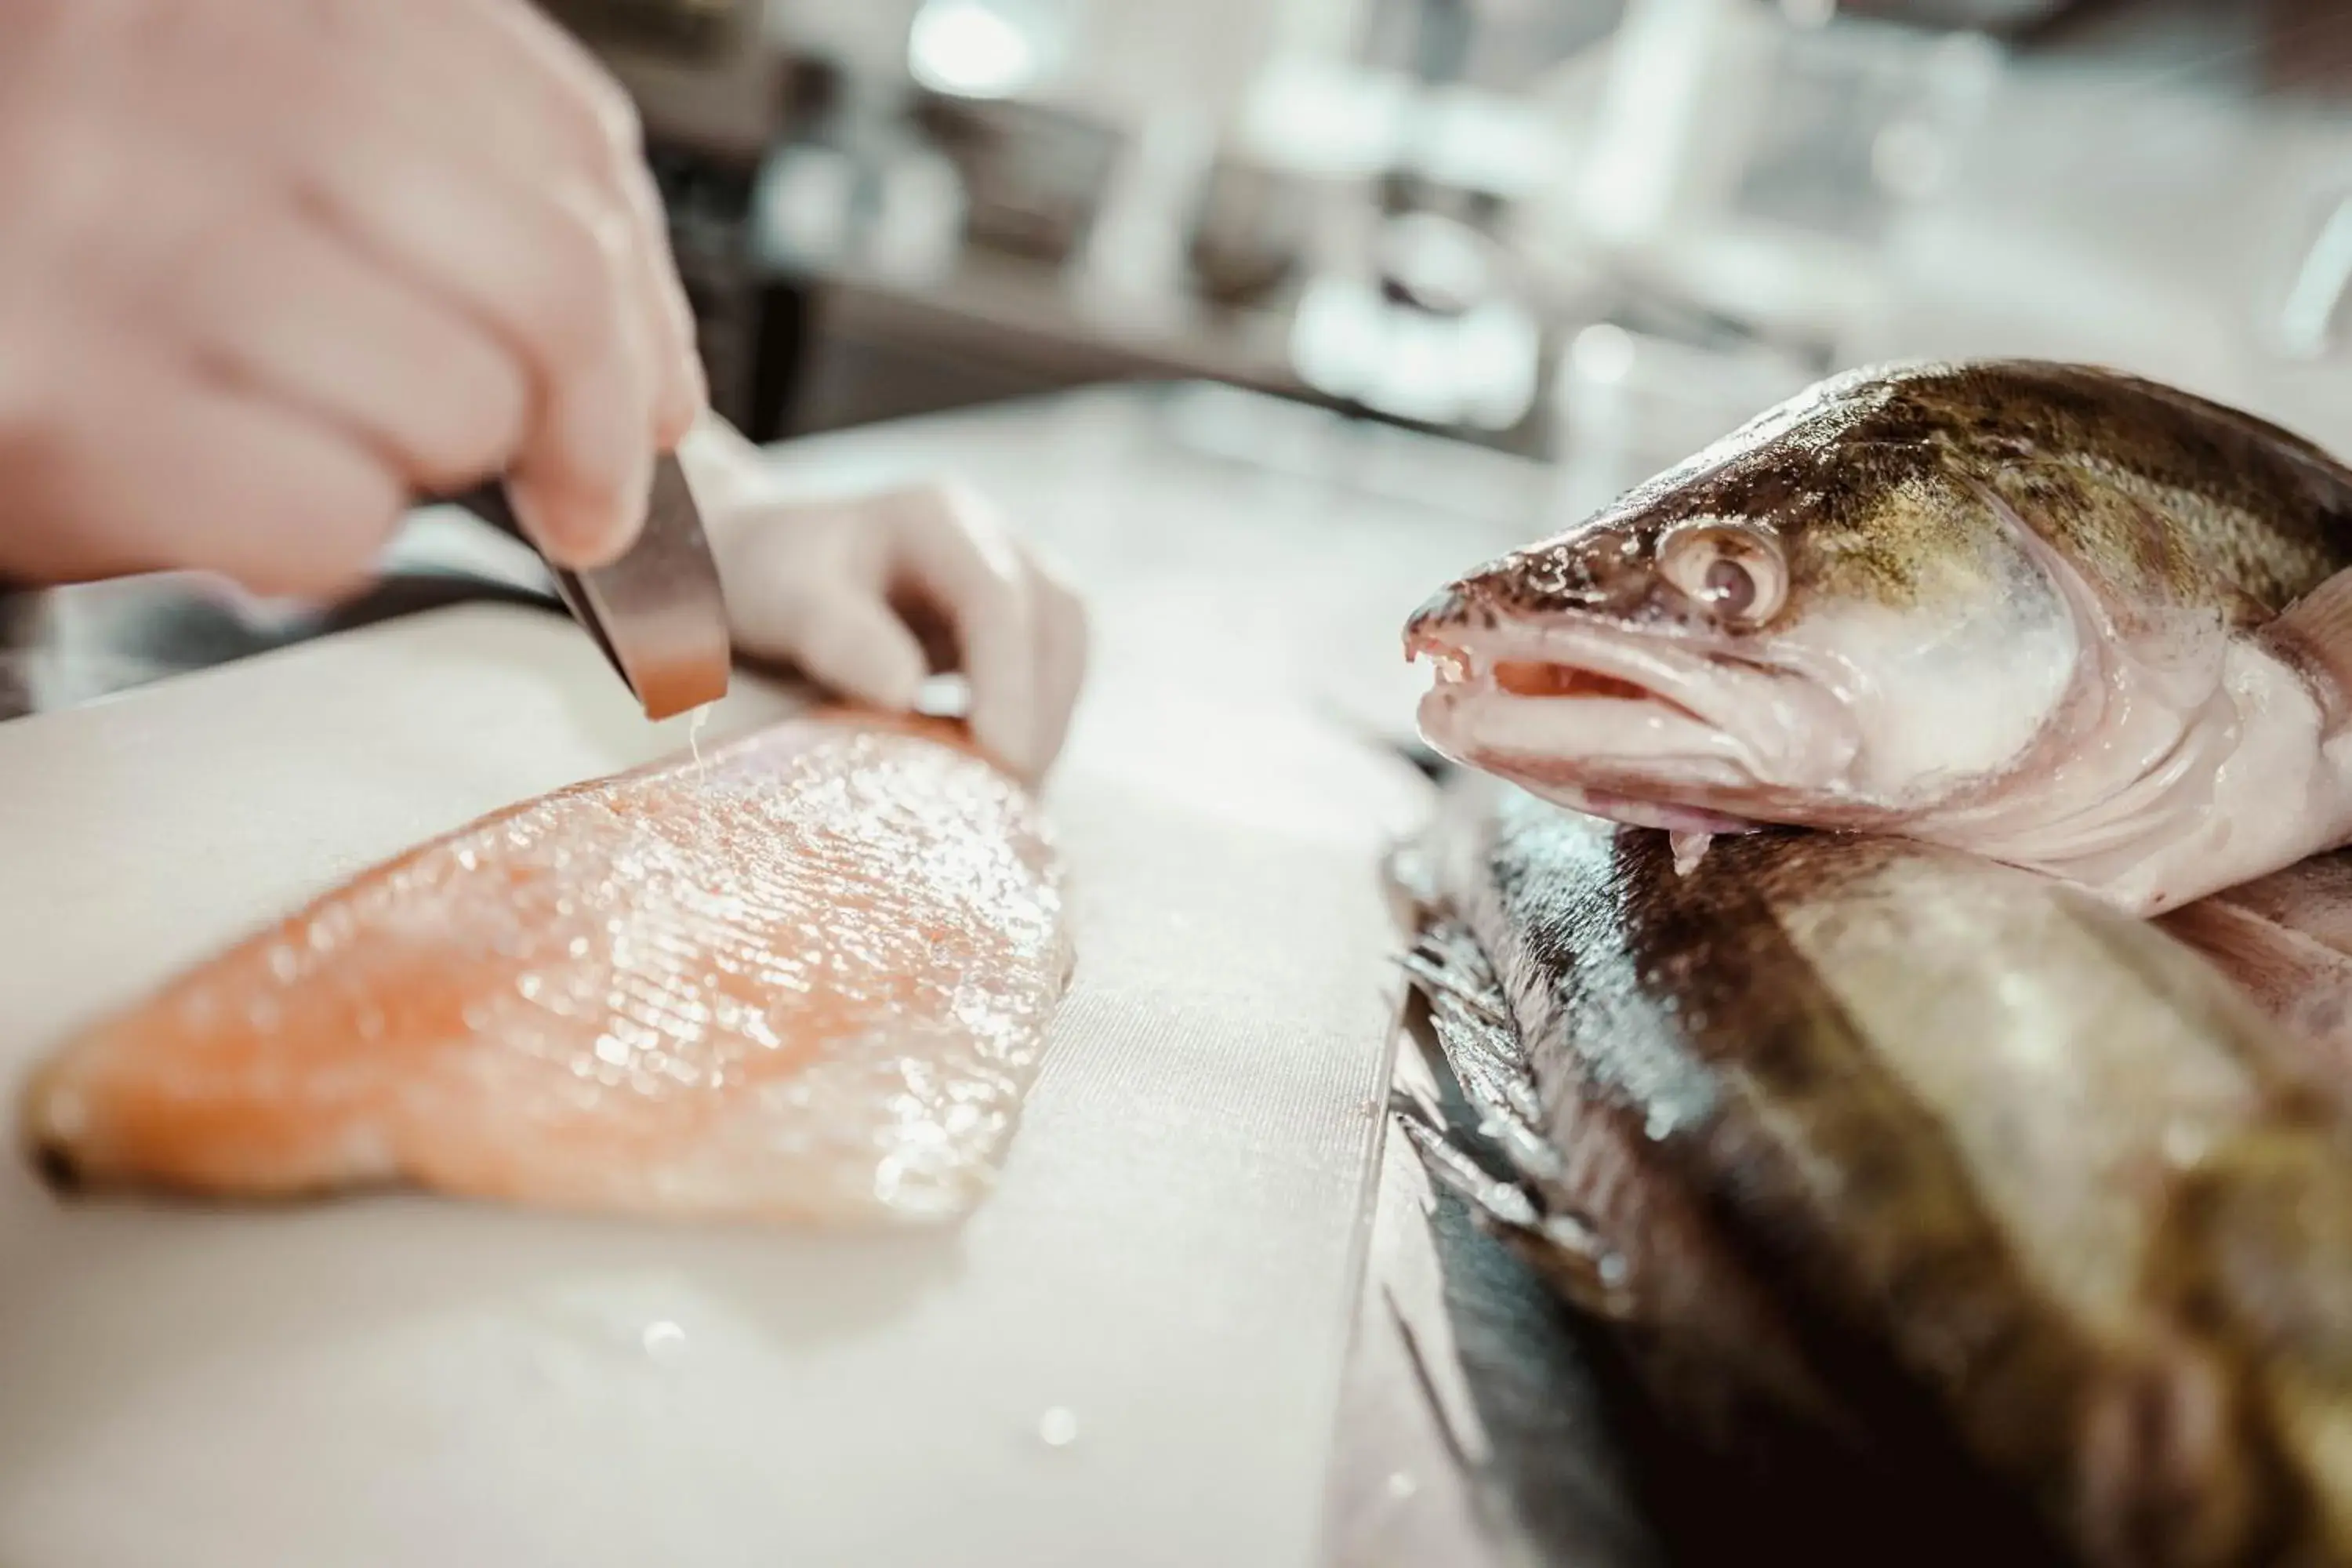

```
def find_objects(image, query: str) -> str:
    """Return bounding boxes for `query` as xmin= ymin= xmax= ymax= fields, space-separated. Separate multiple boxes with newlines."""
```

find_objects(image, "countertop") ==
xmin=0 ymin=382 xmax=1567 ymax=1568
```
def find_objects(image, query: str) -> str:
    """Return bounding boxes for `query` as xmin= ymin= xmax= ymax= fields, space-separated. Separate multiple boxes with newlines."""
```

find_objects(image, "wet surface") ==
xmin=31 ymin=713 xmax=1070 ymax=1222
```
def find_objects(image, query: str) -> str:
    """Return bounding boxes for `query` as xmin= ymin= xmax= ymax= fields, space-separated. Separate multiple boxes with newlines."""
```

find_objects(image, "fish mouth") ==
xmin=1487 ymin=658 xmax=1707 ymax=717
xmin=1408 ymin=620 xmax=1722 ymax=728
xmin=1406 ymin=615 xmax=1860 ymax=829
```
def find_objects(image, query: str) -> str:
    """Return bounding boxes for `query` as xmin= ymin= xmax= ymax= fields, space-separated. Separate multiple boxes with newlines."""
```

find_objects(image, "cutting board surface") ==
xmin=0 ymin=602 xmax=1426 ymax=1568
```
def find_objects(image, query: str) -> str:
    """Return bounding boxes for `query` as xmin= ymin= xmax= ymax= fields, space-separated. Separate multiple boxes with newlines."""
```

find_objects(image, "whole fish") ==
xmin=1396 ymin=777 xmax=2352 ymax=1567
xmin=23 ymin=709 xmax=1072 ymax=1225
xmin=1406 ymin=360 xmax=2352 ymax=914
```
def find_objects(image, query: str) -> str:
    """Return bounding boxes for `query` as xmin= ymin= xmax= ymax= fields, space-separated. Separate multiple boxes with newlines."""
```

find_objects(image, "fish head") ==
xmin=1406 ymin=370 xmax=2086 ymax=834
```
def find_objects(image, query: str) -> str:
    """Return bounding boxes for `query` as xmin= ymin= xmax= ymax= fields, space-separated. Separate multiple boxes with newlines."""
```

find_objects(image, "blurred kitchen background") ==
xmin=564 ymin=0 xmax=2350 ymax=521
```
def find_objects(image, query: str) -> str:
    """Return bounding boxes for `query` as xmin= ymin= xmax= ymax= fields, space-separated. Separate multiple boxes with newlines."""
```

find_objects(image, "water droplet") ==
xmin=641 ymin=1320 xmax=688 ymax=1365
xmin=568 ymin=936 xmax=591 ymax=959
xmin=1385 ymin=1471 xmax=1418 ymax=1501
xmin=517 ymin=974 xmax=545 ymax=1001
xmin=1036 ymin=1406 xmax=1080 ymax=1448
xmin=594 ymin=1035 xmax=632 ymax=1067
xmin=265 ymin=944 xmax=300 ymax=982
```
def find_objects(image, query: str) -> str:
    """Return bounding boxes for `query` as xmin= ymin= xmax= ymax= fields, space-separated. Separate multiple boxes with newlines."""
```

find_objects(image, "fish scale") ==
xmin=1396 ymin=773 xmax=2352 ymax=1567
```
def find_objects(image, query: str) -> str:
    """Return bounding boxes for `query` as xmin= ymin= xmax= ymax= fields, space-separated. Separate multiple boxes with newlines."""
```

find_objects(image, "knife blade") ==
xmin=443 ymin=452 xmax=732 ymax=721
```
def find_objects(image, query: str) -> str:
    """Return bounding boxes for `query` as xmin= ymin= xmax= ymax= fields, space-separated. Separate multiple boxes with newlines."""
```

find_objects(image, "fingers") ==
xmin=1024 ymin=545 xmax=1091 ymax=776
xmin=165 ymin=205 xmax=528 ymax=493
xmin=780 ymin=593 xmax=931 ymax=713
xmin=885 ymin=487 xmax=1044 ymax=776
xmin=1 ymin=337 xmax=403 ymax=597
xmin=296 ymin=119 xmax=650 ymax=568
xmin=349 ymin=0 xmax=704 ymax=445
xmin=718 ymin=517 xmax=927 ymax=709
xmin=706 ymin=477 xmax=1089 ymax=779
xmin=275 ymin=0 xmax=710 ymax=566
xmin=625 ymin=158 xmax=710 ymax=448
xmin=0 ymin=0 xmax=708 ymax=596
xmin=465 ymin=0 xmax=706 ymax=443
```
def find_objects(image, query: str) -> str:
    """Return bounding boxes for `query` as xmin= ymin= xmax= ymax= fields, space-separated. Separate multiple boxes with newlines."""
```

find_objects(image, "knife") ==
xmin=442 ymin=452 xmax=732 ymax=721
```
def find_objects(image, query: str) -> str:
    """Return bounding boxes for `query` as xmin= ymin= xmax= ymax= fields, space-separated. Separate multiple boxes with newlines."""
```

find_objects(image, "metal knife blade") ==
xmin=443 ymin=453 xmax=731 ymax=721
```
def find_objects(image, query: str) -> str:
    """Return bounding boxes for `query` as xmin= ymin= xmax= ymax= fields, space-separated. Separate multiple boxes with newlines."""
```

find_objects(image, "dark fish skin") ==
xmin=1425 ymin=360 xmax=2352 ymax=633
xmin=1399 ymin=778 xmax=2352 ymax=1567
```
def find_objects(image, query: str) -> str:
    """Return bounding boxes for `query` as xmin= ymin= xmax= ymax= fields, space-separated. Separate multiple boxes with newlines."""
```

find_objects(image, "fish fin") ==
xmin=1401 ymin=923 xmax=1539 ymax=1123
xmin=2264 ymin=569 xmax=2352 ymax=730
xmin=1396 ymin=919 xmax=1634 ymax=1319
xmin=1425 ymin=1002 xmax=1557 ymax=1172
xmin=1397 ymin=1111 xmax=1633 ymax=1319
xmin=1403 ymin=920 xmax=1508 ymax=1018
xmin=2158 ymin=900 xmax=2352 ymax=1114
xmin=1396 ymin=1104 xmax=1544 ymax=1232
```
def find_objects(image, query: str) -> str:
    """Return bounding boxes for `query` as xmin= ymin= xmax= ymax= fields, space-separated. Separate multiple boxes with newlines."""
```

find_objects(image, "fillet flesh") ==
xmin=22 ymin=709 xmax=1073 ymax=1225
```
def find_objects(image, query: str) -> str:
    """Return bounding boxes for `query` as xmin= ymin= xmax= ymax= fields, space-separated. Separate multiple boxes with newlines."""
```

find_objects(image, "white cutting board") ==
xmin=0 ymin=602 xmax=1428 ymax=1568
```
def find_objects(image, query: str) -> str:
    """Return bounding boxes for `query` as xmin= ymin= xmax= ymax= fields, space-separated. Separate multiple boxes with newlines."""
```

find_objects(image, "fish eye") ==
xmin=1704 ymin=557 xmax=1756 ymax=615
xmin=1659 ymin=524 xmax=1787 ymax=627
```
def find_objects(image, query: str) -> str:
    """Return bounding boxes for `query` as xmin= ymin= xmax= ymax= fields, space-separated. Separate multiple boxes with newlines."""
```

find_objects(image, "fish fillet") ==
xmin=20 ymin=708 xmax=1073 ymax=1225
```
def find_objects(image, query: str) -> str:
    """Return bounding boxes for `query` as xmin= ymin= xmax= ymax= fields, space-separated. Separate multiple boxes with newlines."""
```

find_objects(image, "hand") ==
xmin=0 ymin=0 xmax=704 ymax=597
xmin=683 ymin=421 xmax=1089 ymax=782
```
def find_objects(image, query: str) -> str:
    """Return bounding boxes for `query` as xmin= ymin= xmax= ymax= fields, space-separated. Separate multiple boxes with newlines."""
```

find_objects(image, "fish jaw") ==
xmin=1406 ymin=610 xmax=1863 ymax=836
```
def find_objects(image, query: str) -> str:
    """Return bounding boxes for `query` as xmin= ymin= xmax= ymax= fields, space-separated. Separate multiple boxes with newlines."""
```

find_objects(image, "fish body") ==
xmin=2161 ymin=851 xmax=2352 ymax=1117
xmin=1399 ymin=778 xmax=2352 ymax=1566
xmin=1407 ymin=360 xmax=2352 ymax=914
xmin=22 ymin=710 xmax=1072 ymax=1225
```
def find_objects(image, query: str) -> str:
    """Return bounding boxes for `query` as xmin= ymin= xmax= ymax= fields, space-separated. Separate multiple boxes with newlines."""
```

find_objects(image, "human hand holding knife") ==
xmin=0 ymin=0 xmax=1084 ymax=772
